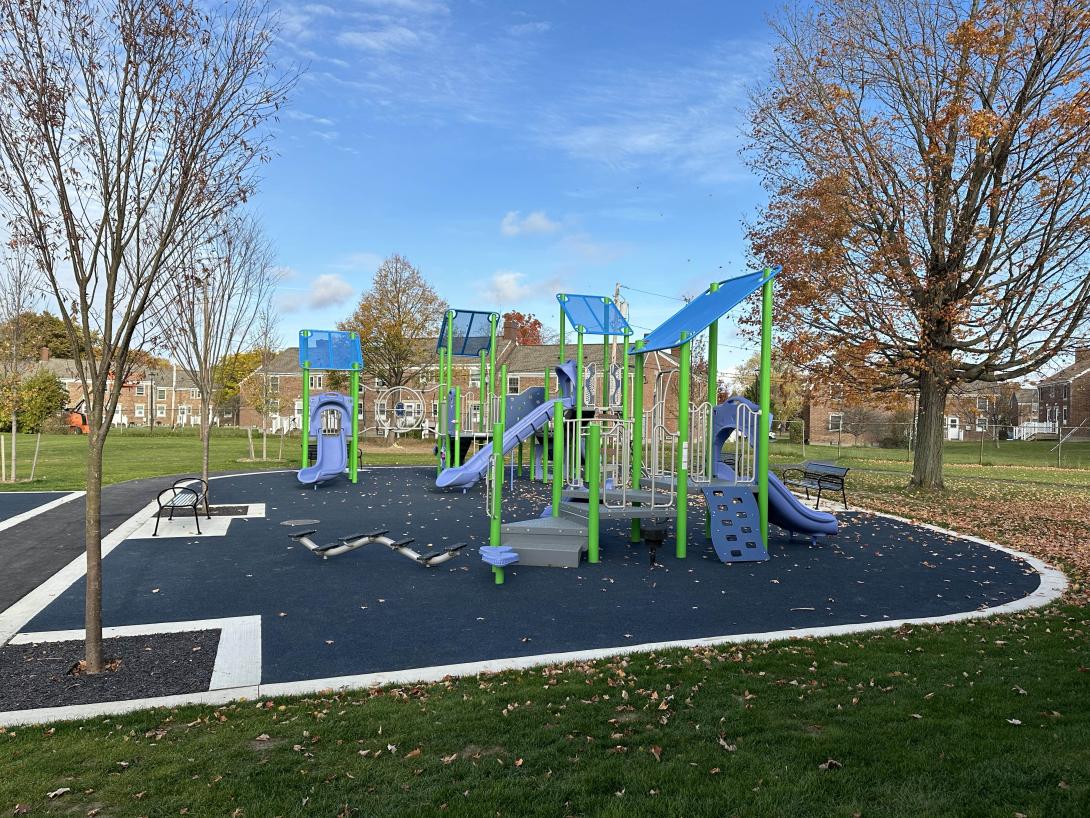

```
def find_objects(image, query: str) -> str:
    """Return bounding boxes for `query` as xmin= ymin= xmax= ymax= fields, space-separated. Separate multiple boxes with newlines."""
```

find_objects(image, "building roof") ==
xmin=33 ymin=357 xmax=199 ymax=390
xmin=1037 ymin=359 xmax=1090 ymax=386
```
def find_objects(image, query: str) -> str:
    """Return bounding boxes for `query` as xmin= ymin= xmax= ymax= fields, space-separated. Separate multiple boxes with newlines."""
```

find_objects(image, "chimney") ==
xmin=1076 ymin=347 xmax=1090 ymax=364
xmin=39 ymin=346 xmax=50 ymax=362
xmin=501 ymin=320 xmax=518 ymax=342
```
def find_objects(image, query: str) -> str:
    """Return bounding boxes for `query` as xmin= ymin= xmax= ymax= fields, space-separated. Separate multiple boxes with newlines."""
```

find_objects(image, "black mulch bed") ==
xmin=0 ymin=630 xmax=219 ymax=712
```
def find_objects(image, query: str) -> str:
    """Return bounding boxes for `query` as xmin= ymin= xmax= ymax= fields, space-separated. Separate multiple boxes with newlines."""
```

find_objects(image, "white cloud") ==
xmin=338 ymin=25 xmax=421 ymax=52
xmin=508 ymin=21 xmax=550 ymax=36
xmin=307 ymin=274 xmax=355 ymax=309
xmin=480 ymin=270 xmax=534 ymax=303
xmin=501 ymin=210 xmax=561 ymax=237
xmin=332 ymin=251 xmax=385 ymax=272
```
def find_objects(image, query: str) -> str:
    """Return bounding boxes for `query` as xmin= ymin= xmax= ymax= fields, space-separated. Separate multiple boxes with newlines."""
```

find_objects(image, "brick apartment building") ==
xmin=34 ymin=347 xmax=212 ymax=428
xmin=237 ymin=324 xmax=683 ymax=436
xmin=1036 ymin=348 xmax=1090 ymax=433
xmin=802 ymin=379 xmax=1032 ymax=446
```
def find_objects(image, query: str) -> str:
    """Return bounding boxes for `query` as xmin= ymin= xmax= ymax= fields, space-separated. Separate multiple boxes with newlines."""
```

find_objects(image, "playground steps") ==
xmin=558 ymin=499 xmax=670 ymax=522
xmin=701 ymin=485 xmax=769 ymax=563
xmin=499 ymin=515 xmax=587 ymax=568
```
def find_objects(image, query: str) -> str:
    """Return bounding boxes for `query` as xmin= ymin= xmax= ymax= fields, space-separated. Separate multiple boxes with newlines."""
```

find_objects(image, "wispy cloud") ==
xmin=338 ymin=25 xmax=422 ymax=52
xmin=507 ymin=21 xmax=550 ymax=36
xmin=533 ymin=42 xmax=773 ymax=183
xmin=501 ymin=210 xmax=561 ymax=236
xmin=478 ymin=269 xmax=565 ymax=304
xmin=331 ymin=251 xmax=385 ymax=273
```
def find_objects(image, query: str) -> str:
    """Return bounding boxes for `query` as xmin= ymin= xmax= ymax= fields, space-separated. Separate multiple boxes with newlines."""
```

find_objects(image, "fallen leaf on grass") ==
xmin=650 ymin=746 xmax=662 ymax=762
xmin=47 ymin=788 xmax=71 ymax=799
xmin=254 ymin=734 xmax=270 ymax=742
xmin=404 ymin=748 xmax=421 ymax=759
xmin=818 ymin=758 xmax=843 ymax=771
xmin=13 ymin=805 xmax=30 ymax=815
xmin=441 ymin=754 xmax=458 ymax=764
xmin=1007 ymin=719 xmax=1022 ymax=725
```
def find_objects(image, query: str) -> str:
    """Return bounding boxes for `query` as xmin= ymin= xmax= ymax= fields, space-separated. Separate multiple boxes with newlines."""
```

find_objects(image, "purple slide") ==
xmin=714 ymin=397 xmax=838 ymax=537
xmin=298 ymin=393 xmax=353 ymax=486
xmin=436 ymin=361 xmax=578 ymax=489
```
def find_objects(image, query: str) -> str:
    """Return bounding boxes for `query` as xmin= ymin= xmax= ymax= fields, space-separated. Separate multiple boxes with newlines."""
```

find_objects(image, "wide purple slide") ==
xmin=299 ymin=393 xmax=352 ymax=486
xmin=714 ymin=396 xmax=838 ymax=538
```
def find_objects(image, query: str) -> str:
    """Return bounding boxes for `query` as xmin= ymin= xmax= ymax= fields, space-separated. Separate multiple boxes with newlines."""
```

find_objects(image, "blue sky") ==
xmin=261 ymin=0 xmax=778 ymax=378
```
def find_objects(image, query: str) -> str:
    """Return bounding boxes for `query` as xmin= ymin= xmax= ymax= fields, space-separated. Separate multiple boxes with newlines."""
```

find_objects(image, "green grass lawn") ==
xmin=0 ymin=430 xmax=436 ymax=491
xmin=2 ymin=606 xmax=1087 ymax=817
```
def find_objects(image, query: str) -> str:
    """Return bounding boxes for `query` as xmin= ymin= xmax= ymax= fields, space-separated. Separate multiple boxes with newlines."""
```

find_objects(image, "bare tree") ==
xmin=0 ymin=0 xmax=293 ymax=672
xmin=241 ymin=301 xmax=282 ymax=460
xmin=747 ymin=0 xmax=1090 ymax=489
xmin=0 ymin=240 xmax=42 ymax=481
xmin=155 ymin=214 xmax=277 ymax=486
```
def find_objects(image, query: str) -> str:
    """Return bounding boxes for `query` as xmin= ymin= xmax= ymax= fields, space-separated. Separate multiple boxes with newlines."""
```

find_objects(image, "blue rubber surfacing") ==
xmin=0 ymin=492 xmax=71 ymax=526
xmin=23 ymin=468 xmax=1041 ymax=686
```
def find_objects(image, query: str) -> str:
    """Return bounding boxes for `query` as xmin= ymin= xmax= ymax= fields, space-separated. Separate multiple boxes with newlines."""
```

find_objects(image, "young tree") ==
xmin=241 ymin=302 xmax=282 ymax=460
xmin=501 ymin=311 xmax=545 ymax=345
xmin=215 ymin=348 xmax=263 ymax=423
xmin=746 ymin=0 xmax=1090 ymax=489
xmin=14 ymin=370 xmax=67 ymax=432
xmin=0 ymin=244 xmax=41 ymax=481
xmin=339 ymin=254 xmax=447 ymax=387
xmin=0 ymin=0 xmax=292 ymax=672
xmin=155 ymin=215 xmax=277 ymax=486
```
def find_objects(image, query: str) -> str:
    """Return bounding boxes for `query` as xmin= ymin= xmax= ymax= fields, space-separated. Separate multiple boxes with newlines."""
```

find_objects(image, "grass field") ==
xmin=0 ymin=430 xmax=435 ymax=491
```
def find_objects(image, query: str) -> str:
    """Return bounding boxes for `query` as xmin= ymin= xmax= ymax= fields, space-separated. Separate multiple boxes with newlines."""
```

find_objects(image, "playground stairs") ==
xmin=701 ymin=485 xmax=768 ymax=563
xmin=500 ymin=515 xmax=587 ymax=568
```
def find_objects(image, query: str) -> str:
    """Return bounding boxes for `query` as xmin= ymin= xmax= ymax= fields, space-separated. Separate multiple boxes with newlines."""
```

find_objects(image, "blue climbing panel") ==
xmin=702 ymin=486 xmax=768 ymax=563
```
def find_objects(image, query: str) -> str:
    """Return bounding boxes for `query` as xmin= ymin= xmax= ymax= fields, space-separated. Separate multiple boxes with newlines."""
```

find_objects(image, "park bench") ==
xmin=154 ymin=477 xmax=210 ymax=536
xmin=780 ymin=461 xmax=850 ymax=509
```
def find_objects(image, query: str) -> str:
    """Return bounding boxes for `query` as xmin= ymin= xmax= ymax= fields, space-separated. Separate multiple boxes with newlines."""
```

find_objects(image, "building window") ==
xmin=269 ymin=376 xmax=280 ymax=392
xmin=431 ymin=401 xmax=438 ymax=418
xmin=827 ymin=413 xmax=842 ymax=432
xmin=376 ymin=401 xmax=387 ymax=419
xmin=310 ymin=374 xmax=324 ymax=390
xmin=947 ymin=416 xmax=959 ymax=429
xmin=830 ymin=386 xmax=844 ymax=402
xmin=190 ymin=388 xmax=199 ymax=399
xmin=135 ymin=384 xmax=145 ymax=397
xmin=156 ymin=405 xmax=166 ymax=418
xmin=373 ymin=377 xmax=386 ymax=388
xmin=470 ymin=371 xmax=481 ymax=388
xmin=975 ymin=416 xmax=986 ymax=432
xmin=976 ymin=397 xmax=989 ymax=411
xmin=1063 ymin=407 xmax=1069 ymax=423
xmin=470 ymin=403 xmax=480 ymax=423
xmin=134 ymin=404 xmax=145 ymax=418
xmin=157 ymin=387 xmax=167 ymax=401
xmin=507 ymin=375 xmax=520 ymax=395
xmin=294 ymin=399 xmax=303 ymax=416
xmin=178 ymin=405 xmax=190 ymax=417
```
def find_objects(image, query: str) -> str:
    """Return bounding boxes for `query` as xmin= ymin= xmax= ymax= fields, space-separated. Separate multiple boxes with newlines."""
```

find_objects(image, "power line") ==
xmin=619 ymin=284 xmax=687 ymax=302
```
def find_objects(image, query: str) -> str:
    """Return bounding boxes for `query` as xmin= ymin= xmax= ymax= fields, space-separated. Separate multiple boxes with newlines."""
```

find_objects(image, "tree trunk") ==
xmin=910 ymin=373 xmax=949 ymax=490
xmin=84 ymin=431 xmax=105 ymax=672
xmin=201 ymin=404 xmax=212 ymax=487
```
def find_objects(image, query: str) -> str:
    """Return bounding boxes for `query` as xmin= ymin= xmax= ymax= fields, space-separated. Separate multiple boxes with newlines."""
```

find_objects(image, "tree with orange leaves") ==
xmin=502 ymin=311 xmax=546 ymax=345
xmin=746 ymin=0 xmax=1090 ymax=489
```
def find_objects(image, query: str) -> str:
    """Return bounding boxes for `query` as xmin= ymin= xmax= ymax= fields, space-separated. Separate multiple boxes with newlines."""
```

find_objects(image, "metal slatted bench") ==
xmin=780 ymin=461 xmax=849 ymax=509
xmin=154 ymin=478 xmax=210 ymax=536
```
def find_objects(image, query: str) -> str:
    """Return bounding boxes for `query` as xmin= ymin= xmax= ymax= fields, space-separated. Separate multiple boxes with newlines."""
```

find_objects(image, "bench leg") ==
xmin=153 ymin=509 xmax=161 ymax=537
xmin=815 ymin=486 xmax=822 ymax=510
xmin=194 ymin=506 xmax=202 ymax=535
xmin=842 ymin=487 xmax=848 ymax=510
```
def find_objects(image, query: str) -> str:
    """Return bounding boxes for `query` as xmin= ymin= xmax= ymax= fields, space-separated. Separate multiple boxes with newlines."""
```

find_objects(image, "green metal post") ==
xmin=551 ymin=400 xmax=563 ymax=516
xmin=350 ymin=363 xmax=360 ymax=482
xmin=453 ymin=386 xmax=462 ymax=468
xmin=500 ymin=365 xmax=507 ymax=428
xmin=478 ymin=349 xmax=486 ymax=433
xmin=490 ymin=421 xmax=503 ymax=547
xmin=706 ymin=281 xmax=719 ymax=537
xmin=301 ymin=360 xmax=310 ymax=468
xmin=630 ymin=338 xmax=645 ymax=542
xmin=558 ymin=297 xmax=566 ymax=363
xmin=759 ymin=275 xmax=773 ymax=548
xmin=676 ymin=332 xmax=692 ymax=559
xmin=489 ymin=313 xmax=498 ymax=425
xmin=586 ymin=422 xmax=601 ymax=563
xmin=446 ymin=311 xmax=455 ymax=468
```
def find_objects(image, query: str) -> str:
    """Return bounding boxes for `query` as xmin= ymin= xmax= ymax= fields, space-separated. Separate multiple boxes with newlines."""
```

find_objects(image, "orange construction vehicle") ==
xmin=66 ymin=400 xmax=90 ymax=435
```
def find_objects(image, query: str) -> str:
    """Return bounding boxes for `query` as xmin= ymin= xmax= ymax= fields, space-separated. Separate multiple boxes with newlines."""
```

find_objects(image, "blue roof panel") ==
xmin=437 ymin=309 xmax=499 ymax=357
xmin=631 ymin=267 xmax=779 ymax=354
xmin=557 ymin=294 xmax=631 ymax=336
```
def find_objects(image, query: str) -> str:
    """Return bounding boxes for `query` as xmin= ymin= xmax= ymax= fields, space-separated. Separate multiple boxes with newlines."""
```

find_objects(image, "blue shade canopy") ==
xmin=557 ymin=293 xmax=631 ymax=336
xmin=436 ymin=309 xmax=498 ymax=357
xmin=299 ymin=330 xmax=363 ymax=370
xmin=632 ymin=267 xmax=780 ymax=354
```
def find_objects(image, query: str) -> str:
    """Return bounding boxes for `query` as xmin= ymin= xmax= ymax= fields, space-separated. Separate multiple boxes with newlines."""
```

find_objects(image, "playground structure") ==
xmin=431 ymin=268 xmax=840 ymax=579
xmin=298 ymin=330 xmax=363 ymax=486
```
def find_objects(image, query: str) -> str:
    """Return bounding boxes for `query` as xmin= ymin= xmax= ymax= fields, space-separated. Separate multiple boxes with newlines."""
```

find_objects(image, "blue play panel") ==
xmin=22 ymin=468 xmax=1041 ymax=686
xmin=0 ymin=492 xmax=71 ymax=525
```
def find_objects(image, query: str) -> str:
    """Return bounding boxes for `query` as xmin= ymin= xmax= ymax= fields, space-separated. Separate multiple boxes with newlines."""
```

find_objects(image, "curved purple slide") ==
xmin=714 ymin=397 xmax=838 ymax=537
xmin=299 ymin=393 xmax=352 ymax=486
